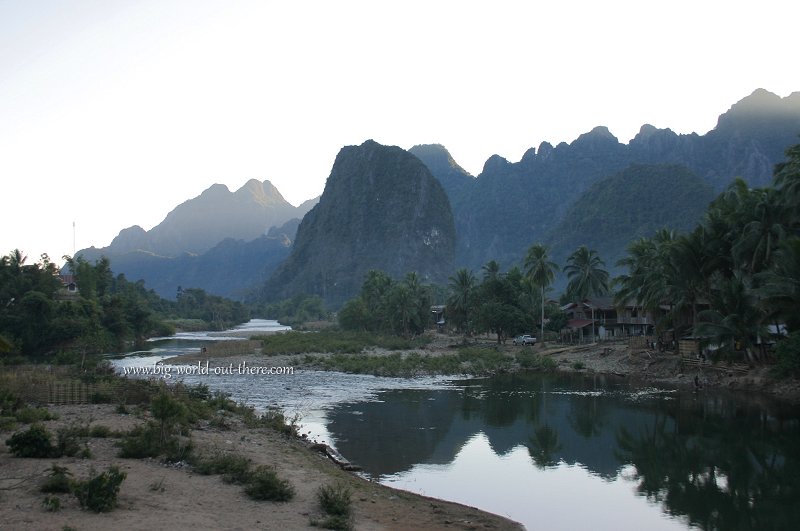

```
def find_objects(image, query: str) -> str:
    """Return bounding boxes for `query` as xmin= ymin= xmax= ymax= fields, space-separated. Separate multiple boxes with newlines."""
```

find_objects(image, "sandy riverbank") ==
xmin=0 ymin=402 xmax=523 ymax=530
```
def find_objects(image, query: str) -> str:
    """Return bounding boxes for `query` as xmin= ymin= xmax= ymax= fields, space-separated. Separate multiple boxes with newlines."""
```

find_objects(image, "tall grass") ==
xmin=254 ymin=330 xmax=431 ymax=356
xmin=305 ymin=346 xmax=558 ymax=376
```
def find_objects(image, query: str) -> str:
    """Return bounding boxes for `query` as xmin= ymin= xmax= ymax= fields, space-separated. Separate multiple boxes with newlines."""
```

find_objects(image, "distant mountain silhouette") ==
xmin=103 ymin=179 xmax=303 ymax=257
xmin=418 ymin=89 xmax=800 ymax=272
xmin=76 ymin=89 xmax=799 ymax=303
xmin=256 ymin=140 xmax=456 ymax=307
xmin=76 ymin=181 xmax=315 ymax=298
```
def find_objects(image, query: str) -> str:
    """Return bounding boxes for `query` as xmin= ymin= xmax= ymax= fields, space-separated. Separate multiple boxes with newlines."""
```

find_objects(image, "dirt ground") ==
xmin=0 ymin=403 xmax=523 ymax=530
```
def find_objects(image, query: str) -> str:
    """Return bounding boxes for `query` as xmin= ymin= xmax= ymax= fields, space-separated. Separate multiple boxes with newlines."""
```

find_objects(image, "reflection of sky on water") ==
xmin=110 ymin=321 xmax=799 ymax=531
xmin=384 ymin=433 xmax=688 ymax=531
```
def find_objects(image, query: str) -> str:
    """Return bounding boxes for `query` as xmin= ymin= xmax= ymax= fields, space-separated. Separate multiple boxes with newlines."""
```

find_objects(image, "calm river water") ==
xmin=111 ymin=321 xmax=800 ymax=531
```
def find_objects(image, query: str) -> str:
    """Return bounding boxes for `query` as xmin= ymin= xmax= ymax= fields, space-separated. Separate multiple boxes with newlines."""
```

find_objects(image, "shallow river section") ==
xmin=111 ymin=324 xmax=800 ymax=531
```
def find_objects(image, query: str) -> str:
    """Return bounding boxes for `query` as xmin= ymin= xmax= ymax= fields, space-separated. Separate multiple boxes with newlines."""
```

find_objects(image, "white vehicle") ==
xmin=513 ymin=334 xmax=536 ymax=346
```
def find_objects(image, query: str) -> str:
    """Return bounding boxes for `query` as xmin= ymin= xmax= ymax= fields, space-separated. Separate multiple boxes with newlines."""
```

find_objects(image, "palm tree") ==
xmin=757 ymin=236 xmax=800 ymax=331
xmin=388 ymin=284 xmax=416 ymax=338
xmin=481 ymin=260 xmax=501 ymax=281
xmin=773 ymin=141 xmax=800 ymax=216
xmin=447 ymin=268 xmax=476 ymax=336
xmin=564 ymin=246 xmax=609 ymax=301
xmin=524 ymin=244 xmax=558 ymax=344
xmin=696 ymin=273 xmax=766 ymax=364
xmin=564 ymin=246 xmax=609 ymax=342
xmin=730 ymin=187 xmax=787 ymax=275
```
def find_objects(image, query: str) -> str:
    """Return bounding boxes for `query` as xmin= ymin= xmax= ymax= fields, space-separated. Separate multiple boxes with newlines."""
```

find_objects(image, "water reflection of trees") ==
xmin=616 ymin=399 xmax=800 ymax=530
xmin=328 ymin=372 xmax=800 ymax=529
xmin=568 ymin=394 xmax=605 ymax=439
xmin=527 ymin=425 xmax=562 ymax=469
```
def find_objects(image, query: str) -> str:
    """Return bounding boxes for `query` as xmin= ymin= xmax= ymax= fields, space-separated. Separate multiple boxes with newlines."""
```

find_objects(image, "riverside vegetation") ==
xmin=2 ymin=366 xmax=301 ymax=512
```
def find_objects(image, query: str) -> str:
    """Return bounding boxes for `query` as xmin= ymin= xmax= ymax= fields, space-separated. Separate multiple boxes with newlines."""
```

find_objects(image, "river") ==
xmin=110 ymin=321 xmax=800 ymax=531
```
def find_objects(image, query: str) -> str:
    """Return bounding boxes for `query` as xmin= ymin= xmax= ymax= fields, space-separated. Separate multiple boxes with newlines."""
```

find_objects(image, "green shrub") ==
xmin=312 ymin=515 xmax=352 ymax=530
xmin=41 ymin=495 xmax=61 ymax=512
xmin=40 ymin=464 xmax=73 ymax=494
xmin=244 ymin=466 xmax=295 ymax=501
xmin=0 ymin=388 xmax=22 ymax=414
xmin=71 ymin=466 xmax=126 ymax=513
xmin=516 ymin=350 xmax=557 ymax=371
xmin=150 ymin=391 xmax=187 ymax=443
xmin=55 ymin=425 xmax=86 ymax=458
xmin=0 ymin=416 xmax=17 ymax=431
xmin=207 ymin=391 xmax=237 ymax=412
xmin=5 ymin=423 xmax=56 ymax=457
xmin=117 ymin=422 xmax=191 ymax=462
xmin=317 ymin=482 xmax=352 ymax=517
xmin=117 ymin=424 xmax=162 ymax=458
xmin=572 ymin=361 xmax=586 ymax=370
xmin=89 ymin=424 xmax=113 ymax=438
xmin=192 ymin=452 xmax=252 ymax=484
xmin=14 ymin=407 xmax=58 ymax=423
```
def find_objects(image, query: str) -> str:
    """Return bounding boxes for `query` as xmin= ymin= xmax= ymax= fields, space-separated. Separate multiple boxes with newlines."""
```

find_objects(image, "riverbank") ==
xmin=0 ymin=401 xmax=523 ymax=530
xmin=163 ymin=332 xmax=800 ymax=404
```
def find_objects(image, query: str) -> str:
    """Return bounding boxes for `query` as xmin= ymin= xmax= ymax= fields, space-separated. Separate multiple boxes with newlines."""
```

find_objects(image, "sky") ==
xmin=1 ymin=0 xmax=798 ymax=265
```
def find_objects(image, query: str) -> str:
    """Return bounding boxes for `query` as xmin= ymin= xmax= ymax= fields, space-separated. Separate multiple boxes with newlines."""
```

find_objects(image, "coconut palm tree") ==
xmin=564 ymin=246 xmax=609 ymax=301
xmin=481 ymin=260 xmax=501 ymax=281
xmin=757 ymin=236 xmax=800 ymax=332
xmin=524 ymin=243 xmax=558 ymax=344
xmin=564 ymin=246 xmax=609 ymax=342
xmin=773 ymin=141 xmax=800 ymax=216
xmin=447 ymin=268 xmax=476 ymax=335
xmin=696 ymin=273 xmax=766 ymax=364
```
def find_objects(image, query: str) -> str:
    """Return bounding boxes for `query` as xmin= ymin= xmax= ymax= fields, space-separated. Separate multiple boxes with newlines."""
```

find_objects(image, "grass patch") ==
xmin=306 ymin=347 xmax=514 ymax=377
xmin=515 ymin=349 xmax=558 ymax=371
xmin=89 ymin=424 xmax=115 ymax=438
xmin=162 ymin=319 xmax=207 ymax=332
xmin=191 ymin=451 xmax=252 ymax=484
xmin=14 ymin=406 xmax=58 ymax=423
xmin=255 ymin=330 xmax=431 ymax=356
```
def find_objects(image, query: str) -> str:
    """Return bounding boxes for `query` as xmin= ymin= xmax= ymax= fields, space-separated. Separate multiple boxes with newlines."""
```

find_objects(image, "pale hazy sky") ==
xmin=1 ymin=0 xmax=798 ymax=264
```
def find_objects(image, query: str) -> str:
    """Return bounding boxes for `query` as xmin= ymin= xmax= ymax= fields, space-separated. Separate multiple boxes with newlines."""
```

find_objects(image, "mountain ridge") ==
xmin=75 ymin=89 xmax=799 ymax=303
